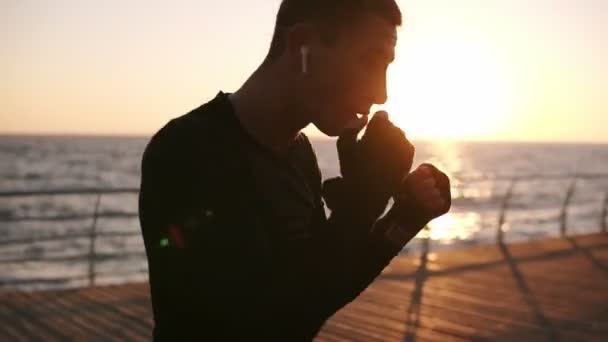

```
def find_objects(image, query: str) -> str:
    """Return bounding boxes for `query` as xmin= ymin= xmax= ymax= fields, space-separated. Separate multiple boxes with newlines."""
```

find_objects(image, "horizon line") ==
xmin=1 ymin=131 xmax=607 ymax=146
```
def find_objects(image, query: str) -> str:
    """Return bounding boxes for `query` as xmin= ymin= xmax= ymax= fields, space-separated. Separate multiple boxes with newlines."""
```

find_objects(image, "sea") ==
xmin=1 ymin=135 xmax=608 ymax=290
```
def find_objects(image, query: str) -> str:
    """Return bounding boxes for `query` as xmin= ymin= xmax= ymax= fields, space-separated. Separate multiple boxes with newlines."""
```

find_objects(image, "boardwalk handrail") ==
xmin=602 ymin=192 xmax=608 ymax=233
xmin=0 ymin=188 xmax=138 ymax=197
xmin=0 ymin=187 xmax=141 ymax=288
xmin=1 ymin=172 xmax=608 ymax=288
xmin=560 ymin=177 xmax=578 ymax=236
xmin=442 ymin=172 xmax=608 ymax=184
xmin=88 ymin=193 xmax=102 ymax=286
xmin=496 ymin=177 xmax=518 ymax=244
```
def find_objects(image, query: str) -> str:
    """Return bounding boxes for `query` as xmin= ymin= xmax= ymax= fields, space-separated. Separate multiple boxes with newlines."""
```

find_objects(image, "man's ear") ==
xmin=285 ymin=23 xmax=315 ymax=71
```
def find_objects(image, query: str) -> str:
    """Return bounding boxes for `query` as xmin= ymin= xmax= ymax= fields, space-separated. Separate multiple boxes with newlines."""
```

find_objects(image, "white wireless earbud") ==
xmin=300 ymin=45 xmax=309 ymax=74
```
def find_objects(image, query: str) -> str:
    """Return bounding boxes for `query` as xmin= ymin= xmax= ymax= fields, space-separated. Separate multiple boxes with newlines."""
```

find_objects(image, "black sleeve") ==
xmin=314 ymin=203 xmax=404 ymax=316
xmin=263 ymin=193 xmax=405 ymax=340
xmin=265 ymin=135 xmax=405 ymax=335
xmin=139 ymin=122 xmax=209 ymax=338
xmin=140 ymin=122 xmax=277 ymax=340
xmin=139 ymin=122 xmax=193 ymax=244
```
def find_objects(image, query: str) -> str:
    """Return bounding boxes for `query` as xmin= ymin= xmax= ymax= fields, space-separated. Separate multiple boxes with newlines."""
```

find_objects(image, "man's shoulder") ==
xmin=143 ymin=92 xmax=233 ymax=161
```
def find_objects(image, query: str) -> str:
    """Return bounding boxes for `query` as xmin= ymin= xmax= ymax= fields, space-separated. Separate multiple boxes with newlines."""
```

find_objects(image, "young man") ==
xmin=138 ymin=0 xmax=451 ymax=340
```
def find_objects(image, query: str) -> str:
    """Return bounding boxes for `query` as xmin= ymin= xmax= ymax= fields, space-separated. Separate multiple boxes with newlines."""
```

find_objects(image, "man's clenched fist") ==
xmin=380 ymin=163 xmax=451 ymax=246
xmin=399 ymin=164 xmax=451 ymax=219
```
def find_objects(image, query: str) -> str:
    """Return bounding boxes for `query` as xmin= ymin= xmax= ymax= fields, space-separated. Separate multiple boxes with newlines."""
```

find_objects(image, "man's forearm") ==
xmin=315 ymin=209 xmax=410 ymax=315
xmin=372 ymin=205 xmax=425 ymax=249
xmin=341 ymin=210 xmax=422 ymax=289
xmin=268 ymin=205 xmax=424 ymax=329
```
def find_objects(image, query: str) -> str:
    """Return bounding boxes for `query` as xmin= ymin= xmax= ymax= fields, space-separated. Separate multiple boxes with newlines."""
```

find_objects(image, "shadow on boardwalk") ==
xmin=1 ymin=234 xmax=608 ymax=341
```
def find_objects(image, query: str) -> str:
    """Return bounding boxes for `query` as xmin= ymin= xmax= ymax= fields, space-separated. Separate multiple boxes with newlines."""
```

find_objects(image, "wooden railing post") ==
xmin=560 ymin=177 xmax=577 ymax=237
xmin=88 ymin=193 xmax=102 ymax=287
xmin=497 ymin=178 xmax=517 ymax=244
xmin=601 ymin=192 xmax=608 ymax=233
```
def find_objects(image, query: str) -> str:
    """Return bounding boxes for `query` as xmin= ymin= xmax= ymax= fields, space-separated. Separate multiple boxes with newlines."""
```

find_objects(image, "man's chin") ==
xmin=314 ymin=122 xmax=355 ymax=137
xmin=312 ymin=116 xmax=360 ymax=137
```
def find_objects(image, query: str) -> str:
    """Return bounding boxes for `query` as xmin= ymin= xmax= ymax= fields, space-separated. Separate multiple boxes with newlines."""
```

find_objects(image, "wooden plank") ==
xmin=318 ymin=233 xmax=608 ymax=341
xmin=0 ymin=233 xmax=606 ymax=341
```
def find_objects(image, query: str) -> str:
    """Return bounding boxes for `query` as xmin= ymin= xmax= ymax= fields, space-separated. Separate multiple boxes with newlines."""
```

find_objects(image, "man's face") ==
xmin=304 ymin=14 xmax=397 ymax=136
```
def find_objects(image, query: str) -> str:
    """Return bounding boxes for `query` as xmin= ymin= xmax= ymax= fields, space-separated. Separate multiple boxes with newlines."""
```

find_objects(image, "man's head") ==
xmin=264 ymin=0 xmax=402 ymax=136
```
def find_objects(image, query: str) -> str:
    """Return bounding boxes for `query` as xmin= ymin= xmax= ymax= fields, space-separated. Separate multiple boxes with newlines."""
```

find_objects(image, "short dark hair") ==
xmin=265 ymin=0 xmax=402 ymax=62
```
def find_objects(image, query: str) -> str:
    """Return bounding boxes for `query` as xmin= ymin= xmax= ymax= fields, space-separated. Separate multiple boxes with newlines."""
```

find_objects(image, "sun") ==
xmin=379 ymin=38 xmax=515 ymax=141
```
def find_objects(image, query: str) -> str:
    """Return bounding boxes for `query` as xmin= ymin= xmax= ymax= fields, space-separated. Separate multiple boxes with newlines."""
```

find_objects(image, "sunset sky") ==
xmin=2 ymin=0 xmax=607 ymax=142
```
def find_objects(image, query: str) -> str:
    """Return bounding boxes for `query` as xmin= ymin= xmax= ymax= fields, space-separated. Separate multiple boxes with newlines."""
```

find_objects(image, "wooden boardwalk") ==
xmin=1 ymin=233 xmax=607 ymax=341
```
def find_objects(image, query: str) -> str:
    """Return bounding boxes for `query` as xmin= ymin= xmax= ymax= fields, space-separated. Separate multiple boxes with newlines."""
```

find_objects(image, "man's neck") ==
xmin=229 ymin=66 xmax=310 ymax=157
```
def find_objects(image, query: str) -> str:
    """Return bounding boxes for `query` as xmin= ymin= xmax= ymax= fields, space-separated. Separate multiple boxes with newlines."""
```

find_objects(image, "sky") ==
xmin=2 ymin=0 xmax=607 ymax=142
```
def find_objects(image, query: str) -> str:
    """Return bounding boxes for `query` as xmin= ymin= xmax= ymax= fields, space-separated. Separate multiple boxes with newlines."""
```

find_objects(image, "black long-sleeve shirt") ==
xmin=138 ymin=91 xmax=403 ymax=341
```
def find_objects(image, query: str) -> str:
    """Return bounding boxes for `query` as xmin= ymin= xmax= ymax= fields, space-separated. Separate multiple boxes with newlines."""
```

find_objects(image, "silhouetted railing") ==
xmin=560 ymin=177 xmax=578 ymax=236
xmin=0 ymin=188 xmax=142 ymax=288
xmin=601 ymin=192 xmax=608 ymax=233
xmin=495 ymin=174 xmax=608 ymax=242
xmin=496 ymin=177 xmax=518 ymax=244
xmin=1 ymin=172 xmax=608 ymax=288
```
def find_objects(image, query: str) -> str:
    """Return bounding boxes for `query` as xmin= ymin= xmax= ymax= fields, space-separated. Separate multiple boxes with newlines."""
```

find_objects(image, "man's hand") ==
xmin=399 ymin=163 xmax=451 ymax=220
xmin=379 ymin=163 xmax=452 ymax=246
xmin=323 ymin=111 xmax=415 ymax=225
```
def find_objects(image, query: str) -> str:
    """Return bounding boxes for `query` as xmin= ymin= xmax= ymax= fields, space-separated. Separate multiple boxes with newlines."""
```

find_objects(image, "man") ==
xmin=139 ymin=0 xmax=451 ymax=340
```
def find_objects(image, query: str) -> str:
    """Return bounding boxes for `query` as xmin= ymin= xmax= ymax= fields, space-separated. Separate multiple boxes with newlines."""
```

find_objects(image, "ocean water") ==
xmin=1 ymin=135 xmax=608 ymax=290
